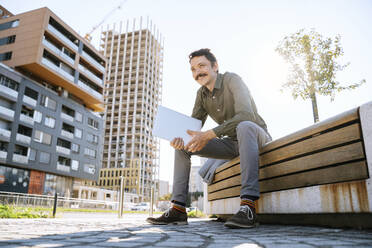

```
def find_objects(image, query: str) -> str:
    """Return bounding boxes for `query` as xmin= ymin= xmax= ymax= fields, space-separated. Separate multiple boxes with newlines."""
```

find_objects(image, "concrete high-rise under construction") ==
xmin=98 ymin=18 xmax=163 ymax=200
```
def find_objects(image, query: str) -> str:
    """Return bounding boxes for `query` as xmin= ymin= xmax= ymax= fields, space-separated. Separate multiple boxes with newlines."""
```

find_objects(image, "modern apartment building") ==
xmin=158 ymin=180 xmax=170 ymax=198
xmin=0 ymin=6 xmax=105 ymax=196
xmin=96 ymin=18 xmax=163 ymax=201
xmin=189 ymin=165 xmax=204 ymax=193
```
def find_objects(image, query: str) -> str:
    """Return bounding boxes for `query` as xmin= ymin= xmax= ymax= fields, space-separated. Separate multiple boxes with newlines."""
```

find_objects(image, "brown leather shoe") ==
xmin=146 ymin=208 xmax=188 ymax=225
xmin=224 ymin=205 xmax=259 ymax=228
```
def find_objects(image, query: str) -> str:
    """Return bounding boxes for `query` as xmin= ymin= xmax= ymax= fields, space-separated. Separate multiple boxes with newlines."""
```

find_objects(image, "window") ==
xmin=57 ymin=156 xmax=71 ymax=166
xmin=24 ymin=87 xmax=38 ymax=100
xmin=40 ymin=95 xmax=56 ymax=111
xmin=20 ymin=105 xmax=34 ymax=118
xmin=61 ymin=105 xmax=75 ymax=118
xmin=0 ymin=35 xmax=16 ymax=46
xmin=71 ymin=160 xmax=79 ymax=171
xmin=40 ymin=151 xmax=50 ymax=164
xmin=88 ymin=117 xmax=99 ymax=129
xmin=14 ymin=144 xmax=28 ymax=156
xmin=71 ymin=143 xmax=79 ymax=153
xmin=84 ymin=148 xmax=96 ymax=158
xmin=34 ymin=130 xmax=52 ymax=145
xmin=0 ymin=74 xmax=19 ymax=91
xmin=0 ymin=20 xmax=19 ymax=31
xmin=57 ymin=138 xmax=71 ymax=149
xmin=87 ymin=133 xmax=98 ymax=144
xmin=0 ymin=141 xmax=8 ymax=152
xmin=75 ymin=128 xmax=82 ymax=139
xmin=17 ymin=124 xmax=32 ymax=137
xmin=75 ymin=112 xmax=82 ymax=122
xmin=28 ymin=149 xmax=36 ymax=161
xmin=34 ymin=130 xmax=41 ymax=143
xmin=62 ymin=122 xmax=74 ymax=133
xmin=0 ymin=52 xmax=12 ymax=61
xmin=33 ymin=111 xmax=42 ymax=123
xmin=44 ymin=116 xmax=55 ymax=128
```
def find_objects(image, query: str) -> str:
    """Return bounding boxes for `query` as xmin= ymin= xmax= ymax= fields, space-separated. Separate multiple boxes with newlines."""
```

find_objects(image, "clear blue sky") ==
xmin=3 ymin=0 xmax=372 ymax=184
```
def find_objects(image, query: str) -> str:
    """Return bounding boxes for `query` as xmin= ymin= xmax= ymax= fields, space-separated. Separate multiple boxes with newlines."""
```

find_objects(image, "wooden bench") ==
xmin=204 ymin=101 xmax=372 ymax=228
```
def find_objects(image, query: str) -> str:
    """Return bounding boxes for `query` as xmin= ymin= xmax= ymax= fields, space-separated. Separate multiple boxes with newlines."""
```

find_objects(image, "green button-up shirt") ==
xmin=191 ymin=72 xmax=268 ymax=139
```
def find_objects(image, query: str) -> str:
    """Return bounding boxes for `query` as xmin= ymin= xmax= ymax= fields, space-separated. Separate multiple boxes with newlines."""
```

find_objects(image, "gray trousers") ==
xmin=171 ymin=121 xmax=271 ymax=204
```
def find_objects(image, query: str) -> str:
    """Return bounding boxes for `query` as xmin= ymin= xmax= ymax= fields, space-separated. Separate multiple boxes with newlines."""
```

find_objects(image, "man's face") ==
xmin=190 ymin=56 xmax=218 ymax=88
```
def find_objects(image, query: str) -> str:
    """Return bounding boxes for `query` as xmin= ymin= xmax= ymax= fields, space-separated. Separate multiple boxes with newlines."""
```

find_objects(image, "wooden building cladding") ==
xmin=0 ymin=7 xmax=106 ymax=112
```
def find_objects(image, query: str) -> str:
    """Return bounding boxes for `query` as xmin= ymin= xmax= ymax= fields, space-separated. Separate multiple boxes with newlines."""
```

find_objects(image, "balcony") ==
xmin=0 ymin=151 xmax=7 ymax=160
xmin=78 ymin=64 xmax=103 ymax=86
xmin=61 ymin=130 xmax=74 ymax=139
xmin=81 ymin=51 xmax=105 ymax=73
xmin=23 ymin=95 xmax=37 ymax=107
xmin=61 ymin=112 xmax=74 ymax=122
xmin=19 ymin=114 xmax=34 ymax=125
xmin=77 ymin=80 xmax=103 ymax=100
xmin=16 ymin=134 xmax=31 ymax=145
xmin=0 ymin=128 xmax=11 ymax=141
xmin=47 ymin=24 xmax=78 ymax=51
xmin=0 ymin=106 xmax=15 ymax=120
xmin=56 ymin=145 xmax=71 ymax=155
xmin=0 ymin=84 xmax=18 ymax=100
xmin=57 ymin=163 xmax=70 ymax=172
xmin=13 ymin=154 xmax=28 ymax=164
xmin=42 ymin=38 xmax=75 ymax=66
xmin=41 ymin=58 xmax=74 ymax=82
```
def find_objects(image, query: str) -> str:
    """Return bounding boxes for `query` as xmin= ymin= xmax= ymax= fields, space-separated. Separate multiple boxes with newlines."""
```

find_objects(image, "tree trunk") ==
xmin=310 ymin=92 xmax=319 ymax=123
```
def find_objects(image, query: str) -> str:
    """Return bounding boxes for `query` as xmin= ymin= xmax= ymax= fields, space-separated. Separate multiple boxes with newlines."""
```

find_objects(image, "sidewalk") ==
xmin=0 ymin=213 xmax=371 ymax=248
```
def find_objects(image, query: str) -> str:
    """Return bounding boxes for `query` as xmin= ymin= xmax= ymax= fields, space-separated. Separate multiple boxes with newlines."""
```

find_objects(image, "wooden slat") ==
xmin=211 ymin=142 xmax=364 ymax=184
xmin=261 ymin=108 xmax=359 ymax=153
xmin=208 ymin=185 xmax=240 ymax=201
xmin=213 ymin=163 xmax=240 ymax=182
xmin=260 ymin=123 xmax=361 ymax=166
xmin=209 ymin=174 xmax=241 ymax=193
xmin=260 ymin=161 xmax=368 ymax=193
xmin=208 ymin=161 xmax=368 ymax=201
xmin=260 ymin=142 xmax=365 ymax=180
xmin=215 ymin=157 xmax=240 ymax=174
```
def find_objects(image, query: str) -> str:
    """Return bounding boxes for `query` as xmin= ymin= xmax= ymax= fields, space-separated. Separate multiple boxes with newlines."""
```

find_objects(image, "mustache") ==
xmin=196 ymin=73 xmax=207 ymax=80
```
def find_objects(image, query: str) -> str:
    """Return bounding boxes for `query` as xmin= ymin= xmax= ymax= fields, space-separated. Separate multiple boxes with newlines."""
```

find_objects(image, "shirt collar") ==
xmin=202 ymin=73 xmax=223 ymax=96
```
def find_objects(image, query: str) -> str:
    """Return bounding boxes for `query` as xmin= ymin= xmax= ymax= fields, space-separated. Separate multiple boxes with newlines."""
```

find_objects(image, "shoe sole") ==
xmin=224 ymin=221 xmax=259 ymax=229
xmin=146 ymin=220 xmax=188 ymax=225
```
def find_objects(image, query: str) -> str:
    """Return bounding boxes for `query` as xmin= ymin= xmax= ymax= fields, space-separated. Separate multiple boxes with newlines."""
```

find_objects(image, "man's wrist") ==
xmin=204 ymin=130 xmax=216 ymax=140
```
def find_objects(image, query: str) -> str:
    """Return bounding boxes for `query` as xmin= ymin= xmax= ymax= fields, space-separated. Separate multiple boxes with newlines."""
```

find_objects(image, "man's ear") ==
xmin=213 ymin=62 xmax=219 ymax=73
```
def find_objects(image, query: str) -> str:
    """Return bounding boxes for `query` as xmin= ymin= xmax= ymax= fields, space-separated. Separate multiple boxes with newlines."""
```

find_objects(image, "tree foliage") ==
xmin=158 ymin=193 xmax=171 ymax=201
xmin=276 ymin=29 xmax=365 ymax=122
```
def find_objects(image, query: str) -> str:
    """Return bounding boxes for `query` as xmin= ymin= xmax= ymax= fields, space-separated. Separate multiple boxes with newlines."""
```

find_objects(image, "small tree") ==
xmin=158 ymin=193 xmax=172 ymax=201
xmin=276 ymin=29 xmax=365 ymax=123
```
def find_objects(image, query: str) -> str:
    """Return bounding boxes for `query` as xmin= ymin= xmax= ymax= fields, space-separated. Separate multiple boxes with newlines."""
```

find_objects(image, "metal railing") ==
xmin=0 ymin=191 xmax=119 ymax=210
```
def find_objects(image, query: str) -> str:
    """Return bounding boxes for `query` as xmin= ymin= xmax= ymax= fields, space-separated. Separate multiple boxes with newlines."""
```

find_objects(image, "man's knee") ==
xmin=236 ymin=121 xmax=257 ymax=136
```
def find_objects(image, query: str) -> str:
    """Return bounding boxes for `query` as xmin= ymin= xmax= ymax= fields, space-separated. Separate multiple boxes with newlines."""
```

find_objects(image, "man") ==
xmin=147 ymin=48 xmax=271 ymax=228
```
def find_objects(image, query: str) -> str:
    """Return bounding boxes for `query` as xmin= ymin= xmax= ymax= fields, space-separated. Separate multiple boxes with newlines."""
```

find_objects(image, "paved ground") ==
xmin=0 ymin=213 xmax=372 ymax=248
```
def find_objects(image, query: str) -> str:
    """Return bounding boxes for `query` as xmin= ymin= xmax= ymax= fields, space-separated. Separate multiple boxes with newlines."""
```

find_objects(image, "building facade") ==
xmin=189 ymin=165 xmax=204 ymax=193
xmin=158 ymin=180 xmax=169 ymax=198
xmin=0 ymin=6 xmax=105 ymax=196
xmin=96 ymin=18 xmax=163 ymax=201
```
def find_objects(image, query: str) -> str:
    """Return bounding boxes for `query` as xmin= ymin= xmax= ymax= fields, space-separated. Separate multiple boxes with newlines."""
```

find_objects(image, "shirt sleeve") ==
xmin=212 ymin=73 xmax=257 ymax=137
xmin=191 ymin=89 xmax=208 ymax=127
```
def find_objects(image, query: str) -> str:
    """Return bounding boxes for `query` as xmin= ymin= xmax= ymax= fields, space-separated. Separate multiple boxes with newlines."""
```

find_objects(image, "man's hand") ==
xmin=185 ymin=130 xmax=216 ymax=153
xmin=170 ymin=137 xmax=184 ymax=150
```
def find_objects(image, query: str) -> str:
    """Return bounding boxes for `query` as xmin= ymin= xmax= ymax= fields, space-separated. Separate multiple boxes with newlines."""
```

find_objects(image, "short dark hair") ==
xmin=189 ymin=48 xmax=217 ymax=66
